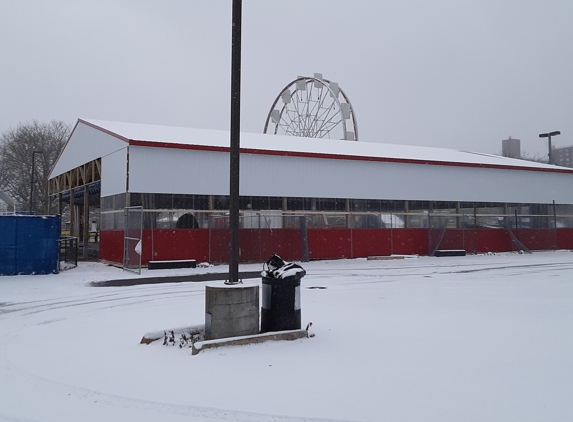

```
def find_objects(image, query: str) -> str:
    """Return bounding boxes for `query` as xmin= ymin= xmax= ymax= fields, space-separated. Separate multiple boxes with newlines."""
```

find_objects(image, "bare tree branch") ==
xmin=0 ymin=120 xmax=71 ymax=214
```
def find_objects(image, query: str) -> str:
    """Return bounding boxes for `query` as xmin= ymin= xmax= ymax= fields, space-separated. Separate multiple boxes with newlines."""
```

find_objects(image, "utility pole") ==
xmin=228 ymin=0 xmax=242 ymax=284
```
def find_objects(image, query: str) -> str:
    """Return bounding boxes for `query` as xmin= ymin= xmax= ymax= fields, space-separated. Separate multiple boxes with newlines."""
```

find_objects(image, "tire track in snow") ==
xmin=0 ymin=284 xmax=352 ymax=422
xmin=0 ymin=287 xmax=205 ymax=317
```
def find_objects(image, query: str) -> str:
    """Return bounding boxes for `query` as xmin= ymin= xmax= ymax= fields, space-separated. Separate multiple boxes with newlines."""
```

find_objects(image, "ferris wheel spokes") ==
xmin=264 ymin=74 xmax=358 ymax=141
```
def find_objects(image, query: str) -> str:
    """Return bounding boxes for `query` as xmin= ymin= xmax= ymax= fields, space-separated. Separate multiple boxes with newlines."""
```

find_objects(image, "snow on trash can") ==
xmin=260 ymin=254 xmax=306 ymax=333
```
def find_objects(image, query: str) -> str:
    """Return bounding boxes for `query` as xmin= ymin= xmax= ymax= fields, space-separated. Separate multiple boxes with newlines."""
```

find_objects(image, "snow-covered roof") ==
xmin=79 ymin=118 xmax=571 ymax=173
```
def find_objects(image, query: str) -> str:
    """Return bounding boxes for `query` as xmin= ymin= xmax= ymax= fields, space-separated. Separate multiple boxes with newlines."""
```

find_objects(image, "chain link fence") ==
xmin=100 ymin=208 xmax=573 ymax=266
xmin=123 ymin=206 xmax=143 ymax=273
xmin=58 ymin=236 xmax=78 ymax=271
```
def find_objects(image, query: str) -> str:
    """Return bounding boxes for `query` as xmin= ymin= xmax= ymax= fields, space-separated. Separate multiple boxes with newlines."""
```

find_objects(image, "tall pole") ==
xmin=228 ymin=0 xmax=242 ymax=284
xmin=29 ymin=150 xmax=42 ymax=213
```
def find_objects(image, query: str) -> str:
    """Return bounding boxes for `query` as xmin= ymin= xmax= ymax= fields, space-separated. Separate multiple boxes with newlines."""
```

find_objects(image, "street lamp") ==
xmin=539 ymin=131 xmax=560 ymax=164
xmin=29 ymin=150 xmax=43 ymax=213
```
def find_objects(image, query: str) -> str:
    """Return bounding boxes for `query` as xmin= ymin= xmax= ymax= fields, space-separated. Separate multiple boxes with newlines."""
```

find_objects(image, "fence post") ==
xmin=462 ymin=214 xmax=466 ymax=251
xmin=258 ymin=213 xmax=262 ymax=262
xmin=553 ymin=200 xmax=558 ymax=249
xmin=474 ymin=206 xmax=477 ymax=254
xmin=514 ymin=210 xmax=519 ymax=239
xmin=208 ymin=214 xmax=212 ymax=264
xmin=428 ymin=207 xmax=432 ymax=256
xmin=390 ymin=212 xmax=394 ymax=255
xmin=300 ymin=215 xmax=309 ymax=262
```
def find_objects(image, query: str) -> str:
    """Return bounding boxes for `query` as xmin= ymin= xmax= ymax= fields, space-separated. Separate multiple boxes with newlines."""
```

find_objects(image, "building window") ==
xmin=214 ymin=196 xmax=229 ymax=210
xmin=287 ymin=197 xmax=312 ymax=211
xmin=317 ymin=198 xmax=346 ymax=212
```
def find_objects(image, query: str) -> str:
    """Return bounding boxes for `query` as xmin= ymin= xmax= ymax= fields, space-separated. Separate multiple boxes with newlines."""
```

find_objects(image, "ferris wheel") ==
xmin=263 ymin=73 xmax=359 ymax=141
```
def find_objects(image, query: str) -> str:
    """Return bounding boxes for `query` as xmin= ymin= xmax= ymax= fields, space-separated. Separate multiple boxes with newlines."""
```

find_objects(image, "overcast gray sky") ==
xmin=1 ymin=0 xmax=572 ymax=158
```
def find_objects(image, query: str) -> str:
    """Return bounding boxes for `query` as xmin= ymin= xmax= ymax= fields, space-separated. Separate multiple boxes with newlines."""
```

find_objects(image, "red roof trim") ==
xmin=128 ymin=139 xmax=573 ymax=175
xmin=79 ymin=119 xmax=130 ymax=143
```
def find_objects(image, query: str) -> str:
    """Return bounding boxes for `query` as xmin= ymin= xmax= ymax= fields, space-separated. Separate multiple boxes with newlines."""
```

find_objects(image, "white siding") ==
xmin=101 ymin=148 xmax=127 ymax=197
xmin=240 ymin=153 xmax=573 ymax=204
xmin=128 ymin=146 xmax=229 ymax=195
xmin=50 ymin=122 xmax=127 ymax=178
xmin=128 ymin=146 xmax=573 ymax=204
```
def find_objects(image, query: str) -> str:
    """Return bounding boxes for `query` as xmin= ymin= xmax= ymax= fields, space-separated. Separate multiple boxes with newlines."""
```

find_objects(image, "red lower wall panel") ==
xmin=99 ymin=230 xmax=124 ymax=263
xmin=209 ymin=229 xmax=229 ymax=263
xmin=351 ymin=229 xmax=392 ymax=258
xmin=514 ymin=229 xmax=558 ymax=251
xmin=257 ymin=229 xmax=302 ymax=262
xmin=99 ymin=227 xmax=573 ymax=265
xmin=557 ymin=228 xmax=573 ymax=249
xmin=141 ymin=229 xmax=210 ymax=263
xmin=100 ymin=229 xmax=210 ymax=265
xmin=476 ymin=230 xmax=512 ymax=253
xmin=435 ymin=229 xmax=466 ymax=251
xmin=237 ymin=230 xmax=260 ymax=262
xmin=392 ymin=229 xmax=429 ymax=255
xmin=308 ymin=229 xmax=352 ymax=260
xmin=175 ymin=229 xmax=303 ymax=264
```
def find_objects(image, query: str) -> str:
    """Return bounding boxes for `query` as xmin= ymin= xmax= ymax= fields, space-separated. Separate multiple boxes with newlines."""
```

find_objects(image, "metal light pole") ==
xmin=539 ymin=131 xmax=560 ymax=164
xmin=227 ymin=0 xmax=242 ymax=284
xmin=29 ymin=150 xmax=43 ymax=213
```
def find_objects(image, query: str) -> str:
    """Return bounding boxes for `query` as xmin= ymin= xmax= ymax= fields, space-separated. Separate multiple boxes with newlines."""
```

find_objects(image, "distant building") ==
xmin=553 ymin=146 xmax=573 ymax=168
xmin=502 ymin=136 xmax=521 ymax=159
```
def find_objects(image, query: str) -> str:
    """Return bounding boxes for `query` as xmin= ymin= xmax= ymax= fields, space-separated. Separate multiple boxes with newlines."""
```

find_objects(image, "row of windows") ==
xmin=100 ymin=209 xmax=573 ymax=231
xmin=100 ymin=192 xmax=564 ymax=216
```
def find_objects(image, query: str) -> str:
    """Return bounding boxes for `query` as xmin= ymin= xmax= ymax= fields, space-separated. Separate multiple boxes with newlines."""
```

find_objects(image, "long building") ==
xmin=49 ymin=119 xmax=573 ymax=265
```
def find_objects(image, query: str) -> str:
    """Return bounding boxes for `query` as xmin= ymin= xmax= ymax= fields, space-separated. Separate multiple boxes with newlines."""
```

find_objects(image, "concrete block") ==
xmin=205 ymin=282 xmax=260 ymax=340
xmin=367 ymin=255 xmax=405 ymax=260
xmin=192 ymin=329 xmax=308 ymax=355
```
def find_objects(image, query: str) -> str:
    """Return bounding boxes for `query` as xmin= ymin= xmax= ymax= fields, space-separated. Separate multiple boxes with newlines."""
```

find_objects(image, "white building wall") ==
xmin=128 ymin=146 xmax=229 ymax=195
xmin=127 ymin=146 xmax=573 ymax=205
xmin=242 ymin=153 xmax=573 ymax=204
xmin=50 ymin=121 xmax=128 ymax=178
xmin=101 ymin=148 xmax=128 ymax=197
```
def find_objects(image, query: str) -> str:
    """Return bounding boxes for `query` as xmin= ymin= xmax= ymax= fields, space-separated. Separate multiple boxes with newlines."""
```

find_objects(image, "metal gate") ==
xmin=123 ymin=206 xmax=143 ymax=274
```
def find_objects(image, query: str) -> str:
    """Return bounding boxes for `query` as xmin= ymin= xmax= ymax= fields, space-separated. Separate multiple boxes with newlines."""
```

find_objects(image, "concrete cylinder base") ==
xmin=205 ymin=282 xmax=260 ymax=340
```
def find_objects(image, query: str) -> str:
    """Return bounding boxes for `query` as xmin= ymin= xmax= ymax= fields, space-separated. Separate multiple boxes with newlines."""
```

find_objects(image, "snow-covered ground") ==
xmin=1 ymin=252 xmax=572 ymax=422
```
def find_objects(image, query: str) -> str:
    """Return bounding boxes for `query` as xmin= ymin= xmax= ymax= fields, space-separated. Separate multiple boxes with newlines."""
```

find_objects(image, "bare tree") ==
xmin=0 ymin=155 xmax=9 ymax=194
xmin=497 ymin=148 xmax=548 ymax=164
xmin=520 ymin=151 xmax=548 ymax=164
xmin=0 ymin=120 xmax=71 ymax=214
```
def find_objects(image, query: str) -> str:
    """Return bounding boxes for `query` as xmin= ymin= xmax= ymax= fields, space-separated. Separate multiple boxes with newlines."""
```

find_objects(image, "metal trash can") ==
xmin=260 ymin=254 xmax=305 ymax=333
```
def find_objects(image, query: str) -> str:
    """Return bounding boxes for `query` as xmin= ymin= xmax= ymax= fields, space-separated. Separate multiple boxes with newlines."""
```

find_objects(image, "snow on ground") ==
xmin=1 ymin=252 xmax=573 ymax=422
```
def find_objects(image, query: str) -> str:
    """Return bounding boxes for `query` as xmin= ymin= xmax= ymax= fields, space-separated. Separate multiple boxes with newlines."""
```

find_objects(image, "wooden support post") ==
xmin=70 ymin=188 xmax=75 ymax=238
xmin=83 ymin=186 xmax=89 ymax=258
